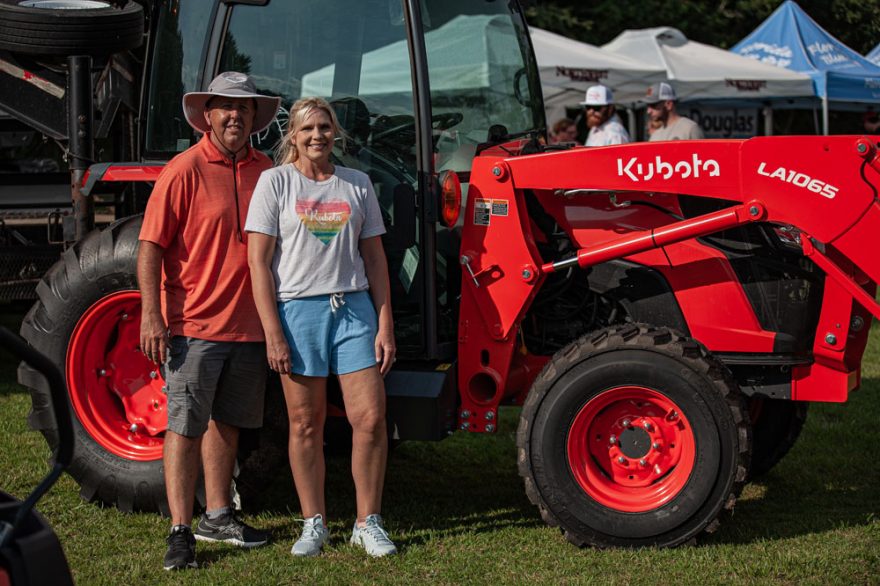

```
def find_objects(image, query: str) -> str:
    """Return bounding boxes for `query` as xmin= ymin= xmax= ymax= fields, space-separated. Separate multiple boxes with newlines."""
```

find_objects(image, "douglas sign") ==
xmin=684 ymin=107 xmax=759 ymax=139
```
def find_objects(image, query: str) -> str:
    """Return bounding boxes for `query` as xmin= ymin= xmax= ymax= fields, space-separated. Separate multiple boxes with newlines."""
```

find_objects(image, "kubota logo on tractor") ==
xmin=757 ymin=162 xmax=838 ymax=199
xmin=617 ymin=154 xmax=721 ymax=182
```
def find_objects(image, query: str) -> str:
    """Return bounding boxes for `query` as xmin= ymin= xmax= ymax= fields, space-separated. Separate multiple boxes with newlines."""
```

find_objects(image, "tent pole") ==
xmin=763 ymin=107 xmax=773 ymax=136
xmin=627 ymin=108 xmax=637 ymax=141
xmin=822 ymin=95 xmax=829 ymax=135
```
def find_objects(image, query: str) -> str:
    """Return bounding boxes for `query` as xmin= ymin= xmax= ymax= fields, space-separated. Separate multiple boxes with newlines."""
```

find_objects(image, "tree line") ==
xmin=526 ymin=0 xmax=880 ymax=55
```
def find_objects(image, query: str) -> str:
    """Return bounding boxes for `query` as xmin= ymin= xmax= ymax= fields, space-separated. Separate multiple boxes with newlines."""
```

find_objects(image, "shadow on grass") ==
xmin=243 ymin=412 xmax=542 ymax=545
xmin=240 ymin=378 xmax=880 ymax=551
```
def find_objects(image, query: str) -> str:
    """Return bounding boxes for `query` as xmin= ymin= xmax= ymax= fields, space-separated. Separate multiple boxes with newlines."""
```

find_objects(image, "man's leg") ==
xmin=193 ymin=341 xmax=268 ymax=548
xmin=202 ymin=419 xmax=238 ymax=511
xmin=163 ymin=430 xmax=201 ymax=570
xmin=164 ymin=431 xmax=203 ymax=526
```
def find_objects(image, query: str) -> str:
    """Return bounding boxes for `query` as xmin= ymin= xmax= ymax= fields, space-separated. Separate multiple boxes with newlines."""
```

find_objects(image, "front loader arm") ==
xmin=457 ymin=136 xmax=880 ymax=429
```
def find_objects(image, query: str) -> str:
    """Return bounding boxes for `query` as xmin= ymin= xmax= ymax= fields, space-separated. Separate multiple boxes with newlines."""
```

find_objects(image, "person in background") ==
xmin=581 ymin=85 xmax=630 ymax=147
xmin=550 ymin=117 xmax=578 ymax=144
xmin=643 ymin=82 xmax=704 ymax=141
xmin=246 ymin=96 xmax=398 ymax=558
xmin=139 ymin=72 xmax=280 ymax=571
xmin=864 ymin=110 xmax=880 ymax=134
xmin=646 ymin=118 xmax=663 ymax=138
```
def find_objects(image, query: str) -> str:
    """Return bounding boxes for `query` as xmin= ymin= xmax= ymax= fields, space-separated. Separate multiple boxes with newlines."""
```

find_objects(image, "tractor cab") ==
xmin=143 ymin=0 xmax=546 ymax=360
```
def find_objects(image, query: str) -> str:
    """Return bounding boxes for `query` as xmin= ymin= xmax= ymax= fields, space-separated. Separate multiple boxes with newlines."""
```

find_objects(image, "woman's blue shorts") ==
xmin=278 ymin=290 xmax=378 ymax=376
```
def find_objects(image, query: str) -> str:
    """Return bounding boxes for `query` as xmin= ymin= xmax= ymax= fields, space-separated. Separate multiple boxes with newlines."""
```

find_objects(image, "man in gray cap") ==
xmin=138 ymin=72 xmax=281 ymax=570
xmin=643 ymin=82 xmax=705 ymax=141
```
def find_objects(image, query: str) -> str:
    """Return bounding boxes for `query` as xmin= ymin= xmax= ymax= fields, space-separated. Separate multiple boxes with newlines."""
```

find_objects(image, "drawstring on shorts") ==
xmin=330 ymin=292 xmax=346 ymax=313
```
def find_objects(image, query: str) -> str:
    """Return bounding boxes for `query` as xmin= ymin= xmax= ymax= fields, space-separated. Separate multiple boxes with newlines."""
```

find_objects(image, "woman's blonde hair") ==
xmin=275 ymin=96 xmax=347 ymax=166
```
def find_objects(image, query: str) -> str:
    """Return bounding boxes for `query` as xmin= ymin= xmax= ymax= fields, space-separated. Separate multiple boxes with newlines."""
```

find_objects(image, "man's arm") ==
xmin=138 ymin=240 xmax=168 ymax=364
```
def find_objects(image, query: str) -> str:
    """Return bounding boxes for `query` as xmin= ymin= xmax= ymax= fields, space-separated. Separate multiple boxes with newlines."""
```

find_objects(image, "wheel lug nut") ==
xmin=639 ymin=459 xmax=647 ymax=467
xmin=652 ymin=442 xmax=661 ymax=450
xmin=617 ymin=456 xmax=627 ymax=465
xmin=129 ymin=424 xmax=138 ymax=433
xmin=643 ymin=421 xmax=652 ymax=431
xmin=150 ymin=370 xmax=158 ymax=379
xmin=622 ymin=419 xmax=631 ymax=428
xmin=608 ymin=434 xmax=617 ymax=445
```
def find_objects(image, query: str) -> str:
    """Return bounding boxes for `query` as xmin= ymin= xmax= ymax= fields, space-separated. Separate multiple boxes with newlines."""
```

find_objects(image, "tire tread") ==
xmin=516 ymin=324 xmax=751 ymax=548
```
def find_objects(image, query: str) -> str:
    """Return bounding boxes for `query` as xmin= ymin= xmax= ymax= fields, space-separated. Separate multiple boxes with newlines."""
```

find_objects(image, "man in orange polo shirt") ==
xmin=138 ymin=72 xmax=280 ymax=571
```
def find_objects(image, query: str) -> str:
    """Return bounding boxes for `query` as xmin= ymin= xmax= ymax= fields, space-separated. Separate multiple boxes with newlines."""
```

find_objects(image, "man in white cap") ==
xmin=643 ymin=82 xmax=704 ymax=141
xmin=137 ymin=72 xmax=281 ymax=570
xmin=581 ymin=84 xmax=630 ymax=147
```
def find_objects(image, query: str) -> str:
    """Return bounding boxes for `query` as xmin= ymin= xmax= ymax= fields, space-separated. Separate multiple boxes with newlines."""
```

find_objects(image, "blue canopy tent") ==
xmin=732 ymin=0 xmax=880 ymax=134
xmin=867 ymin=43 xmax=880 ymax=67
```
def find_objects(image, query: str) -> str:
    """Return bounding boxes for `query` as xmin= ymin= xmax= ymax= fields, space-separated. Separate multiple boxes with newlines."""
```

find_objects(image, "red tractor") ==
xmin=1 ymin=0 xmax=877 ymax=549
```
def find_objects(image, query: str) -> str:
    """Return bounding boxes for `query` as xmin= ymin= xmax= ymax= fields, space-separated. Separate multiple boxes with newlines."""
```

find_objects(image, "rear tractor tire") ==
xmin=18 ymin=215 xmax=288 ymax=514
xmin=517 ymin=324 xmax=750 ymax=548
xmin=18 ymin=215 xmax=169 ymax=513
xmin=747 ymin=397 xmax=808 ymax=478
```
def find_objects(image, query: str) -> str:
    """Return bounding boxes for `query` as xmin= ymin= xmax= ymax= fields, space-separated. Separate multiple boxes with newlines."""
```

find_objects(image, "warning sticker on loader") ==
xmin=491 ymin=200 xmax=509 ymax=216
xmin=473 ymin=198 xmax=509 ymax=226
xmin=474 ymin=199 xmax=491 ymax=226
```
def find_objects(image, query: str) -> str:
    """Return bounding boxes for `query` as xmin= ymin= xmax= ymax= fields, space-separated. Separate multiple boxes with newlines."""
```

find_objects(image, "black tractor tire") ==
xmin=17 ymin=215 xmax=169 ymax=513
xmin=747 ymin=397 xmax=808 ymax=478
xmin=517 ymin=324 xmax=750 ymax=548
xmin=0 ymin=1 xmax=144 ymax=56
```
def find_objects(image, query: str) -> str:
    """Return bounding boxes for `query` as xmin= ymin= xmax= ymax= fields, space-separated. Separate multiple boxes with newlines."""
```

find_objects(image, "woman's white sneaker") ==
xmin=291 ymin=514 xmax=329 ymax=557
xmin=350 ymin=514 xmax=397 ymax=557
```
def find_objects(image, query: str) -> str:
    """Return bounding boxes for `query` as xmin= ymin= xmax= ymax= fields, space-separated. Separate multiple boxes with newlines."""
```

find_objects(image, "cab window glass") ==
xmin=143 ymin=0 xmax=210 ymax=155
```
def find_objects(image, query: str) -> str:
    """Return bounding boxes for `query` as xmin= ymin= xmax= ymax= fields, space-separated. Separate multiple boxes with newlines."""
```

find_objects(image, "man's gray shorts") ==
xmin=165 ymin=336 xmax=267 ymax=437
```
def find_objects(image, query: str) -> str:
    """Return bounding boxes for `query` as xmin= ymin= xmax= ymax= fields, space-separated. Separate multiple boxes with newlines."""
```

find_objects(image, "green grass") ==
xmin=1 ymin=303 xmax=879 ymax=585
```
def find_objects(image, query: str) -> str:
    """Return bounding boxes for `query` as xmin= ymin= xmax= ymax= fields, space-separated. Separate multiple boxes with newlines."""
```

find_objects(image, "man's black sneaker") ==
xmin=194 ymin=513 xmax=269 ymax=548
xmin=164 ymin=525 xmax=197 ymax=571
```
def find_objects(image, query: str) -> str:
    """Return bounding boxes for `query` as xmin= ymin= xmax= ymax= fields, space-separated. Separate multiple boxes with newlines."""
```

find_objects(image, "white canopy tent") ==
xmin=603 ymin=27 xmax=814 ymax=105
xmin=302 ymin=14 xmax=524 ymax=96
xmin=529 ymin=26 xmax=666 ymax=129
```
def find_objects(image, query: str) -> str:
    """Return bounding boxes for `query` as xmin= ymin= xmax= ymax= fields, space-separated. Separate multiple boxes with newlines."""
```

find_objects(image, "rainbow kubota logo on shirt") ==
xmin=295 ymin=199 xmax=351 ymax=244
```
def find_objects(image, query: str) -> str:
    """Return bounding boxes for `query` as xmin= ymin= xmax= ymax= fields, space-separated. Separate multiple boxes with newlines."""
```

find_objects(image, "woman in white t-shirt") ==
xmin=246 ymin=97 xmax=397 ymax=558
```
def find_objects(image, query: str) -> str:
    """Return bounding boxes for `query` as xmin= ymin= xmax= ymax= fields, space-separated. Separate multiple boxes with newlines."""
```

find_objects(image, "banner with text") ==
xmin=683 ymin=107 xmax=759 ymax=139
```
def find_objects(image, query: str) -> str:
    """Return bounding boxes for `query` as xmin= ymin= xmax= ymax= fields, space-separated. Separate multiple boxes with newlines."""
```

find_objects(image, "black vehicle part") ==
xmin=747 ymin=396 xmax=808 ymax=478
xmin=678 ymin=195 xmax=824 ymax=355
xmin=0 ymin=1 xmax=144 ymax=56
xmin=235 ymin=374 xmax=289 ymax=511
xmin=517 ymin=324 xmax=750 ymax=548
xmin=0 ymin=326 xmax=74 ymax=586
xmin=17 ymin=215 xmax=170 ymax=513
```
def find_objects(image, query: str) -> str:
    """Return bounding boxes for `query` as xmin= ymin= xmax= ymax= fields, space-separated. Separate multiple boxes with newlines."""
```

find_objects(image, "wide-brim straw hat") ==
xmin=182 ymin=71 xmax=281 ymax=135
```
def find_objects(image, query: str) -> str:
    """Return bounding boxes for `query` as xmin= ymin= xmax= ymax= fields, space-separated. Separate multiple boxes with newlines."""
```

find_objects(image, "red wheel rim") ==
xmin=66 ymin=291 xmax=165 ymax=461
xmin=566 ymin=386 xmax=695 ymax=513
